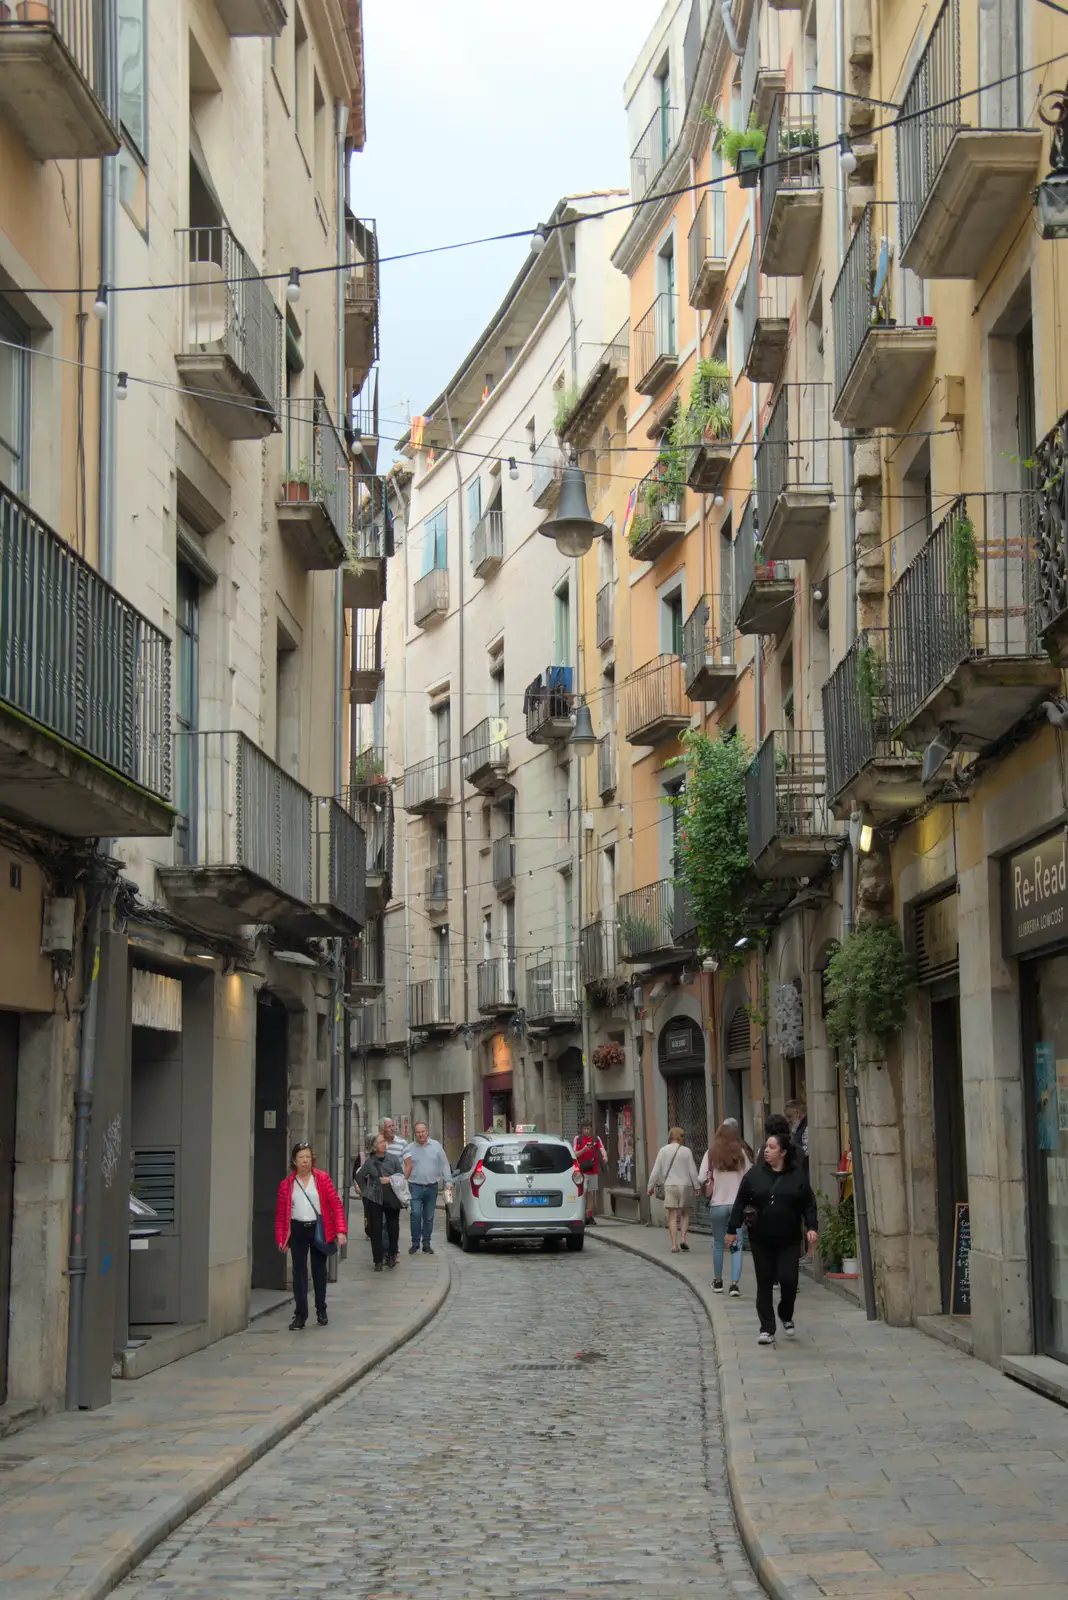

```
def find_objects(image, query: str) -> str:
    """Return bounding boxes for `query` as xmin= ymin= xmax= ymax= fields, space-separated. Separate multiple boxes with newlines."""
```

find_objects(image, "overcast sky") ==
xmin=353 ymin=1 xmax=656 ymax=454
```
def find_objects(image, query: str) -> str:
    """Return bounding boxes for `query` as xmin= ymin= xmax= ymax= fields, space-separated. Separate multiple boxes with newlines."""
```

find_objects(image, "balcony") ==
xmin=277 ymin=397 xmax=349 ymax=569
xmin=759 ymin=94 xmax=823 ymax=276
xmin=350 ymin=769 xmax=393 ymax=910
xmin=596 ymin=582 xmax=614 ymax=649
xmin=351 ymin=995 xmax=387 ymax=1050
xmin=823 ymin=629 xmax=924 ymax=821
xmin=746 ymin=729 xmax=838 ymax=879
xmin=597 ymin=732 xmax=617 ymax=799
xmin=176 ymin=226 xmax=282 ymax=440
xmin=531 ymin=431 xmax=565 ymax=510
xmin=160 ymin=732 xmax=319 ymax=936
xmin=461 ymin=716 xmax=509 ymax=794
xmin=633 ymin=294 xmax=678 ymax=396
xmin=352 ymin=368 xmax=380 ymax=472
xmin=740 ymin=4 xmax=786 ymax=128
xmin=492 ymin=834 xmax=515 ymax=897
xmin=734 ymin=494 xmax=793 ymax=637
xmin=628 ymin=466 xmax=685 ymax=564
xmin=344 ymin=473 xmax=391 ymax=610
xmin=683 ymin=595 xmax=736 ymax=704
xmin=742 ymin=250 xmax=789 ymax=384
xmin=557 ymin=325 xmax=630 ymax=452
xmin=215 ymin=0 xmax=286 ymax=33
xmin=413 ymin=566 xmax=449 ymax=628
xmin=831 ymin=204 xmax=936 ymax=430
xmin=674 ymin=882 xmax=699 ymax=947
xmin=402 ymin=755 xmax=450 ymax=814
xmin=618 ymin=881 xmax=684 ymax=965
xmin=297 ymin=798 xmax=365 ymax=936
xmin=424 ymin=864 xmax=448 ymax=916
xmin=350 ymin=614 xmax=383 ymax=704
xmin=0 ymin=0 xmax=119 ymax=160
xmin=889 ymin=493 xmax=1055 ymax=751
xmin=756 ymin=384 xmax=833 ymax=563
xmin=631 ymin=104 xmax=676 ymax=200
xmin=0 ymin=484 xmax=171 ymax=837
xmin=477 ymin=955 xmax=517 ymax=1015
xmin=897 ymin=0 xmax=1042 ymax=279
xmin=348 ymin=914 xmax=384 ymax=1000
xmin=408 ymin=976 xmax=451 ymax=1032
xmin=581 ymin=920 xmax=620 ymax=986
xmin=687 ymin=191 xmax=728 ymax=310
xmin=472 ymin=508 xmax=504 ymax=578
xmin=525 ymin=667 xmax=575 ymax=745
xmin=684 ymin=378 xmax=732 ymax=495
xmin=623 ymin=654 xmax=690 ymax=747
xmin=1036 ymin=409 xmax=1068 ymax=664
xmin=343 ymin=214 xmax=379 ymax=388
xmin=525 ymin=953 xmax=579 ymax=1026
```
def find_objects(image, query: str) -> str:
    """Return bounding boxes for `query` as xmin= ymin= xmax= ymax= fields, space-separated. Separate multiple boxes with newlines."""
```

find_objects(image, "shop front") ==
xmin=1005 ymin=827 xmax=1068 ymax=1362
xmin=913 ymin=890 xmax=967 ymax=1316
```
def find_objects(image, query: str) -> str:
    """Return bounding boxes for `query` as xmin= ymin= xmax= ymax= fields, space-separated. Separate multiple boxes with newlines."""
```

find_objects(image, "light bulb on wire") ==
xmin=530 ymin=224 xmax=549 ymax=255
xmin=93 ymin=284 xmax=109 ymax=321
xmin=508 ymin=457 xmax=519 ymax=481
xmin=838 ymin=132 xmax=858 ymax=177
xmin=286 ymin=268 xmax=302 ymax=305
xmin=116 ymin=371 xmax=129 ymax=401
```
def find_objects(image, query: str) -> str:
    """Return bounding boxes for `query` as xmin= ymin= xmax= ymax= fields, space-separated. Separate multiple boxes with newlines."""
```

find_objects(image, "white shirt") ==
xmin=291 ymin=1173 xmax=321 ymax=1223
xmin=384 ymin=1134 xmax=407 ymax=1161
xmin=697 ymin=1151 xmax=751 ymax=1207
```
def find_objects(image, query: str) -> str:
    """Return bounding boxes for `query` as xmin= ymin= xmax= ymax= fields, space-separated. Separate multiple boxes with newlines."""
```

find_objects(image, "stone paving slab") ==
xmin=0 ymin=1248 xmax=450 ymax=1600
xmin=594 ymin=1222 xmax=1068 ymax=1600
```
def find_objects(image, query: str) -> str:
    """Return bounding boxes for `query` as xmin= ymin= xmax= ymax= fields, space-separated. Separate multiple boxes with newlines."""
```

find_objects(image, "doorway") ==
xmin=0 ymin=1013 xmax=18 ymax=1404
xmin=931 ymin=993 xmax=968 ymax=1314
xmin=481 ymin=1071 xmax=513 ymax=1134
xmin=253 ymin=995 xmax=289 ymax=1289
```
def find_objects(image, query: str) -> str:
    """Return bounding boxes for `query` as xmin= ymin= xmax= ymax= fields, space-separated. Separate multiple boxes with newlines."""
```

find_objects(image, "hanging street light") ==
xmin=1037 ymin=79 xmax=1068 ymax=239
xmin=539 ymin=462 xmax=607 ymax=557
xmin=568 ymin=700 xmax=597 ymax=755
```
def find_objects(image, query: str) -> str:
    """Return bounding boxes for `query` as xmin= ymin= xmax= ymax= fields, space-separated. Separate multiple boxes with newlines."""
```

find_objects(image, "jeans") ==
xmin=290 ymin=1219 xmax=327 ymax=1321
xmin=366 ymin=1200 xmax=399 ymax=1264
xmin=709 ymin=1205 xmax=744 ymax=1282
xmin=749 ymin=1237 xmax=801 ymax=1335
xmin=409 ymin=1182 xmax=438 ymax=1249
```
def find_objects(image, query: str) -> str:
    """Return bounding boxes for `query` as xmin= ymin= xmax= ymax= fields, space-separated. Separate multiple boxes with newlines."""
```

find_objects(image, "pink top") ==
xmin=698 ymin=1151 xmax=751 ymax=1208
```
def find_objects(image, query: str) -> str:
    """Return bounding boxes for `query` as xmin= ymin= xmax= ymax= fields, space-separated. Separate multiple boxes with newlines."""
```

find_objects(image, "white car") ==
xmin=445 ymin=1132 xmax=586 ymax=1251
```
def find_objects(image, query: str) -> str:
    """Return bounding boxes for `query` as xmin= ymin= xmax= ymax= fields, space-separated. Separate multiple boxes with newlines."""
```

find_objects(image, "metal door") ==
xmin=253 ymin=996 xmax=288 ymax=1289
xmin=667 ymin=1071 xmax=710 ymax=1232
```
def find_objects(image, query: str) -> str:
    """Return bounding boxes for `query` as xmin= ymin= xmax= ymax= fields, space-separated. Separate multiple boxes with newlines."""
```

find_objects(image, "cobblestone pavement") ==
xmin=118 ymin=1243 xmax=762 ymax=1599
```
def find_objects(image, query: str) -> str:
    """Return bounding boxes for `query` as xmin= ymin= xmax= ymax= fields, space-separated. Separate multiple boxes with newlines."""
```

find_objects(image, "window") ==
xmin=313 ymin=71 xmax=328 ymax=201
xmin=656 ymin=62 xmax=671 ymax=158
xmin=490 ymin=658 xmax=505 ymax=723
xmin=294 ymin=4 xmax=308 ymax=142
xmin=467 ymin=476 xmax=482 ymax=563
xmin=665 ymin=776 xmax=685 ymax=873
xmin=421 ymin=506 xmax=447 ymax=576
xmin=174 ymin=560 xmax=200 ymax=862
xmin=276 ymin=621 xmax=300 ymax=776
xmin=0 ymin=300 xmax=29 ymax=498
xmin=375 ymin=1079 xmax=392 ymax=1122
xmin=117 ymin=0 xmax=146 ymax=159
xmin=663 ymin=589 xmax=684 ymax=656
xmin=483 ymin=1142 xmax=573 ymax=1175
xmin=554 ymin=581 xmax=571 ymax=665
xmin=433 ymin=699 xmax=450 ymax=776
xmin=437 ymin=925 xmax=450 ymax=1015
xmin=482 ymin=911 xmax=492 ymax=960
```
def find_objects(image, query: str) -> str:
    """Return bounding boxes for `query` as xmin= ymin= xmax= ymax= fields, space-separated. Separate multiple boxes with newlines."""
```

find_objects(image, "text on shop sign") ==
xmin=1004 ymin=830 xmax=1068 ymax=957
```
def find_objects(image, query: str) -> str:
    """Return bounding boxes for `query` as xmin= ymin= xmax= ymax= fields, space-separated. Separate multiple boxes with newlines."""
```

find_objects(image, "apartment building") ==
xmin=365 ymin=196 xmax=629 ymax=1174
xmin=0 ymin=0 xmax=374 ymax=1423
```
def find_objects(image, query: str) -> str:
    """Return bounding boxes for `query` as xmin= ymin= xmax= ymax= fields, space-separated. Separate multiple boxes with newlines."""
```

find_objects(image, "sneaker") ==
xmin=422 ymin=1245 xmax=434 ymax=1254
xmin=316 ymin=1310 xmax=328 ymax=1327
xmin=679 ymin=1242 xmax=690 ymax=1252
xmin=729 ymin=1283 xmax=741 ymax=1298
xmin=387 ymin=1255 xmax=397 ymax=1269
xmin=712 ymin=1278 xmax=724 ymax=1293
xmin=781 ymin=1320 xmax=796 ymax=1338
xmin=408 ymin=1245 xmax=420 ymax=1255
xmin=758 ymin=1331 xmax=776 ymax=1346
xmin=373 ymin=1261 xmax=383 ymax=1272
xmin=289 ymin=1314 xmax=306 ymax=1330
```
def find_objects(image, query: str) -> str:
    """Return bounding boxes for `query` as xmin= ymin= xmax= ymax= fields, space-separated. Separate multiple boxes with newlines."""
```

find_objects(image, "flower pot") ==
xmin=840 ymin=1257 xmax=859 ymax=1276
xmin=17 ymin=1 xmax=51 ymax=20
xmin=283 ymin=479 xmax=310 ymax=503
xmin=736 ymin=147 xmax=760 ymax=190
xmin=916 ymin=315 xmax=934 ymax=328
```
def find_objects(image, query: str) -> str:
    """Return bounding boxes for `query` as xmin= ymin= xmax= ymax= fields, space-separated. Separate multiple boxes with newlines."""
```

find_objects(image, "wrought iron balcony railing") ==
xmin=759 ymin=93 xmax=821 ymax=259
xmin=755 ymin=383 xmax=833 ymax=549
xmin=344 ymin=214 xmax=379 ymax=314
xmin=350 ymin=912 xmax=384 ymax=992
xmin=413 ymin=566 xmax=449 ymax=627
xmin=1037 ymin=409 xmax=1068 ymax=658
xmin=0 ymin=0 xmax=119 ymax=160
xmin=349 ymin=472 xmax=393 ymax=560
xmin=630 ymin=104 xmax=677 ymax=200
xmin=477 ymin=955 xmax=517 ymax=1012
xmin=402 ymin=755 xmax=451 ymax=812
xmin=623 ymin=653 xmax=690 ymax=745
xmin=617 ymin=881 xmax=677 ymax=960
xmin=351 ymin=995 xmax=387 ymax=1049
xmin=492 ymin=834 xmax=515 ymax=893
xmin=472 ymin=508 xmax=504 ymax=577
xmin=746 ymin=728 xmax=835 ymax=876
xmin=581 ymin=919 xmax=620 ymax=984
xmin=687 ymin=190 xmax=728 ymax=307
xmin=633 ymin=293 xmax=678 ymax=394
xmin=831 ymin=202 xmax=931 ymax=414
xmin=313 ymin=797 xmax=366 ymax=929
xmin=408 ymin=975 xmax=451 ymax=1029
xmin=525 ymin=952 xmax=579 ymax=1020
xmin=278 ymin=396 xmax=349 ymax=563
xmin=597 ymin=731 xmax=617 ymax=798
xmin=682 ymin=594 xmax=736 ymax=701
xmin=461 ymin=716 xmax=509 ymax=786
xmin=822 ymin=628 xmax=920 ymax=810
xmin=176 ymin=225 xmax=282 ymax=436
xmin=531 ymin=431 xmax=565 ymax=508
xmin=741 ymin=247 xmax=790 ymax=383
xmin=596 ymin=581 xmax=614 ymax=648
xmin=628 ymin=464 xmax=685 ymax=562
xmin=525 ymin=667 xmax=575 ymax=744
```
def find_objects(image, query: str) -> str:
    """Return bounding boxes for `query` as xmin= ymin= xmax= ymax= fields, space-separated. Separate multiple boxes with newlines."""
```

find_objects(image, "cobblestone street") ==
xmin=117 ymin=1243 xmax=761 ymax=1600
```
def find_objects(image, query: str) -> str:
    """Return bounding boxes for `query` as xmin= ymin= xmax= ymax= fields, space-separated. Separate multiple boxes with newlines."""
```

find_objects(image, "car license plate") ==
xmin=510 ymin=1195 xmax=549 ymax=1206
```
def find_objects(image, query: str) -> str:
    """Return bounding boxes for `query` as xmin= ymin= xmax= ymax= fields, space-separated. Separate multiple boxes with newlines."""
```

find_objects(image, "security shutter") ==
xmin=666 ymin=1073 xmax=708 ymax=1165
xmin=914 ymin=894 xmax=959 ymax=984
xmin=724 ymin=1006 xmax=751 ymax=1069
xmin=561 ymin=1068 xmax=584 ymax=1144
xmin=132 ymin=1147 xmax=177 ymax=1233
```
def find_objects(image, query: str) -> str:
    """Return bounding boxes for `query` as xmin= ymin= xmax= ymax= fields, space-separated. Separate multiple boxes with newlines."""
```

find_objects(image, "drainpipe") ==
xmin=842 ymin=841 xmax=877 ymax=1319
xmin=334 ymin=102 xmax=349 ymax=798
xmin=388 ymin=474 xmax=414 ymax=1118
xmin=443 ymin=396 xmax=471 ymax=1039
xmin=65 ymin=892 xmax=103 ymax=1409
xmin=720 ymin=0 xmax=743 ymax=57
xmin=835 ymin=0 xmax=858 ymax=642
xmin=556 ymin=224 xmax=578 ymax=390
xmin=98 ymin=153 xmax=117 ymax=584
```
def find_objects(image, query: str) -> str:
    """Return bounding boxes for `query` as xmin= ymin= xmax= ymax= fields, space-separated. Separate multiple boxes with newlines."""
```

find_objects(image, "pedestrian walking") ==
xmin=403 ymin=1121 xmax=452 ymax=1254
xmin=726 ymin=1113 xmax=818 ymax=1346
xmin=647 ymin=1126 xmax=701 ymax=1253
xmin=785 ymin=1098 xmax=810 ymax=1179
xmin=354 ymin=1131 xmax=404 ymax=1270
xmin=380 ymin=1117 xmax=408 ymax=1160
xmin=699 ymin=1121 xmax=752 ymax=1296
xmin=573 ymin=1121 xmax=608 ymax=1226
xmin=275 ymin=1142 xmax=347 ymax=1330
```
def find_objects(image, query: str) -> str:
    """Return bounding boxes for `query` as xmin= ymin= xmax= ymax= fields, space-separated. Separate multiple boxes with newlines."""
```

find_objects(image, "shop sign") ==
xmin=131 ymin=969 xmax=182 ymax=1032
xmin=1004 ymin=829 xmax=1068 ymax=957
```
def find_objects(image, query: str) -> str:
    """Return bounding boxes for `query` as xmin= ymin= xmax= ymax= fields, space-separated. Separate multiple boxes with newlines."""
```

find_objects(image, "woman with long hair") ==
xmin=726 ymin=1113 xmax=818 ymax=1346
xmin=699 ymin=1121 xmax=751 ymax=1296
xmin=646 ymin=1126 xmax=701 ymax=1253
xmin=274 ymin=1142 xmax=347 ymax=1330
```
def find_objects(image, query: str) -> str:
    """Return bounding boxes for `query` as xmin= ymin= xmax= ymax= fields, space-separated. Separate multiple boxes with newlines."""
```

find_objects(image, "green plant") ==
xmin=824 ymin=920 xmax=912 ymax=1051
xmin=668 ymin=730 xmax=765 ymax=967
xmin=684 ymin=358 xmax=732 ymax=442
xmin=818 ymin=1192 xmax=856 ymax=1268
xmin=707 ymin=110 xmax=767 ymax=171
xmin=553 ymin=384 xmax=581 ymax=433
xmin=618 ymin=913 xmax=657 ymax=954
xmin=782 ymin=125 xmax=818 ymax=152
xmin=949 ymin=511 xmax=978 ymax=610
xmin=352 ymin=751 xmax=385 ymax=784
xmin=855 ymin=643 xmax=886 ymax=727
xmin=285 ymin=456 xmax=324 ymax=495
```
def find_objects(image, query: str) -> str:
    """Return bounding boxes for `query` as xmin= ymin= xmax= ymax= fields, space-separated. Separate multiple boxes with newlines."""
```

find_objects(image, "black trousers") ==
xmin=366 ymin=1200 xmax=399 ymax=1264
xmin=749 ymin=1237 xmax=801 ymax=1335
xmin=290 ymin=1219 xmax=327 ymax=1320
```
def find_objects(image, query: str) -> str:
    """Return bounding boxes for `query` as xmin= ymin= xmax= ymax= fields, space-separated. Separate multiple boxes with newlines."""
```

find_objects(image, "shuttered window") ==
xmin=132 ymin=1148 xmax=177 ymax=1232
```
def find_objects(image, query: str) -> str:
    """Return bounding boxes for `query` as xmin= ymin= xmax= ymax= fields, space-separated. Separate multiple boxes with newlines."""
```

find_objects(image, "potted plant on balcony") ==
xmin=949 ymin=510 xmax=978 ymax=611
xmin=685 ymin=358 xmax=732 ymax=443
xmin=855 ymin=642 xmax=887 ymax=729
xmin=351 ymin=750 xmax=386 ymax=785
xmin=280 ymin=458 xmax=323 ymax=504
xmin=617 ymin=911 xmax=657 ymax=957
xmin=592 ymin=1041 xmax=626 ymax=1070
xmin=706 ymin=112 xmax=766 ymax=188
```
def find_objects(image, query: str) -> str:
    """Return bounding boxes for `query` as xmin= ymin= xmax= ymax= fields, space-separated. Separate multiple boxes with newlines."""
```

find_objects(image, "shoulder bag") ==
xmin=297 ymin=1176 xmax=338 ymax=1257
xmin=654 ymin=1143 xmax=682 ymax=1201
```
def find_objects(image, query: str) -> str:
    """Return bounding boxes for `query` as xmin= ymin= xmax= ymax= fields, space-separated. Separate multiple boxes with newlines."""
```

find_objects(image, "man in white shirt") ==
xmin=380 ymin=1117 xmax=407 ymax=1161
xmin=403 ymin=1122 xmax=453 ymax=1254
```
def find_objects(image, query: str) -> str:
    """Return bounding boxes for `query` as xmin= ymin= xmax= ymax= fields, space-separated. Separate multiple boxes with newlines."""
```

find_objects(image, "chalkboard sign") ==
xmin=951 ymin=1202 xmax=971 ymax=1315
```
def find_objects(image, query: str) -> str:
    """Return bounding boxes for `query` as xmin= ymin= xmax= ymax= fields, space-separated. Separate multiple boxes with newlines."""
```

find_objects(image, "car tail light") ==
xmin=572 ymin=1162 xmax=585 ymax=1196
xmin=471 ymin=1160 xmax=486 ymax=1194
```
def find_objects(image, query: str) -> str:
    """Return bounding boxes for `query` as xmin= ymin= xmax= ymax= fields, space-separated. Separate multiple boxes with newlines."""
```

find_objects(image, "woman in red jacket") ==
xmin=275 ymin=1142 xmax=347 ymax=1330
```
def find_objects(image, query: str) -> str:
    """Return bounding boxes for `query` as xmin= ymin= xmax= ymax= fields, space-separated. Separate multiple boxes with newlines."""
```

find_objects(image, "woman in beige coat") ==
xmin=647 ymin=1126 xmax=701 ymax=1252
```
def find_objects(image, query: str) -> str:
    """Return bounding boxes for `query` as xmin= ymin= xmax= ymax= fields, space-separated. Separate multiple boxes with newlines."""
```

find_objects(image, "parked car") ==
xmin=445 ymin=1132 xmax=586 ymax=1252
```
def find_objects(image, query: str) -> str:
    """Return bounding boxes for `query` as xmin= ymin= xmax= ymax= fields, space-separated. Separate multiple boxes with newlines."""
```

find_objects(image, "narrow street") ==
xmin=118 ymin=1243 xmax=760 ymax=1600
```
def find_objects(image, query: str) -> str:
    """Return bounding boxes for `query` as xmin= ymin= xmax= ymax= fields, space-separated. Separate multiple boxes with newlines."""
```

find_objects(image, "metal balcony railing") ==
xmin=531 ymin=431 xmax=565 ymax=505
xmin=682 ymin=594 xmax=736 ymax=688
xmin=633 ymin=293 xmax=677 ymax=391
xmin=733 ymin=494 xmax=792 ymax=625
xmin=280 ymin=395 xmax=349 ymax=542
xmin=352 ymin=368 xmax=379 ymax=449
xmin=413 ymin=566 xmax=449 ymax=626
xmin=740 ymin=2 xmax=785 ymax=123
xmin=630 ymin=104 xmax=677 ymax=199
xmin=402 ymin=755 xmax=450 ymax=811
xmin=596 ymin=582 xmax=614 ymax=648
xmin=524 ymin=667 xmax=574 ymax=741
xmin=461 ymin=716 xmax=508 ymax=783
xmin=897 ymin=0 xmax=1028 ymax=260
xmin=472 ymin=508 xmax=504 ymax=575
xmin=687 ymin=190 xmax=727 ymax=296
xmin=623 ymin=654 xmax=688 ymax=742
xmin=0 ymin=482 xmax=171 ymax=799
xmin=581 ymin=919 xmax=619 ymax=983
xmin=597 ymin=731 xmax=617 ymax=797
xmin=0 ymin=0 xmax=119 ymax=133
xmin=313 ymin=798 xmax=366 ymax=927
xmin=823 ymin=628 xmax=914 ymax=803
xmin=492 ymin=834 xmax=515 ymax=892
xmin=760 ymin=92 xmax=821 ymax=251
xmin=746 ymin=729 xmax=832 ymax=865
xmin=831 ymin=202 xmax=930 ymax=406
xmin=350 ymin=472 xmax=393 ymax=560
xmin=889 ymin=493 xmax=1042 ymax=728
xmin=756 ymin=383 xmax=832 ymax=529
xmin=617 ymin=881 xmax=676 ymax=959
xmin=740 ymin=248 xmax=791 ymax=380
xmin=525 ymin=952 xmax=578 ymax=1019
xmin=174 ymin=730 xmax=311 ymax=900
xmin=424 ymin=864 xmax=448 ymax=908
xmin=177 ymin=225 xmax=282 ymax=417
xmin=351 ymin=914 xmax=384 ymax=989
xmin=352 ymin=995 xmax=387 ymax=1048
xmin=350 ymin=742 xmax=386 ymax=785
xmin=1037 ymin=409 xmax=1068 ymax=643
xmin=351 ymin=616 xmax=382 ymax=679
xmin=408 ymin=975 xmax=451 ymax=1028
xmin=477 ymin=955 xmax=517 ymax=1011
xmin=344 ymin=214 xmax=379 ymax=315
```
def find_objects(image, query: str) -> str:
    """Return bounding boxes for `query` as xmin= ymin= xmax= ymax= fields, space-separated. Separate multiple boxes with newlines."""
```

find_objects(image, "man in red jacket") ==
xmin=574 ymin=1122 xmax=608 ymax=1226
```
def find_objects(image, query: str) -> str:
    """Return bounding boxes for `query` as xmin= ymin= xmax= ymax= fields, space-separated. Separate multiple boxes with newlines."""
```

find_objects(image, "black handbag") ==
xmin=299 ymin=1178 xmax=337 ymax=1257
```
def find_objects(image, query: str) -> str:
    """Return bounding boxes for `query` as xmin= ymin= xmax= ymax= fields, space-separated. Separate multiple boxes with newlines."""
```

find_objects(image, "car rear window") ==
xmin=483 ymin=1142 xmax=573 ymax=1175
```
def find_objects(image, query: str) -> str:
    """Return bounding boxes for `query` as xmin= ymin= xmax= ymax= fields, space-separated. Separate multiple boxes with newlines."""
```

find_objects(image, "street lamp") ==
xmin=1037 ymin=79 xmax=1068 ymax=239
xmin=568 ymin=700 xmax=597 ymax=754
xmin=540 ymin=463 xmax=607 ymax=558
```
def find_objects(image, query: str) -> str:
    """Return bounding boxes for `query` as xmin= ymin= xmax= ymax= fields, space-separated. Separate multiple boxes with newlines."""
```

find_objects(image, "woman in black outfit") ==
xmin=726 ymin=1113 xmax=817 ymax=1346
xmin=354 ymin=1131 xmax=403 ymax=1270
